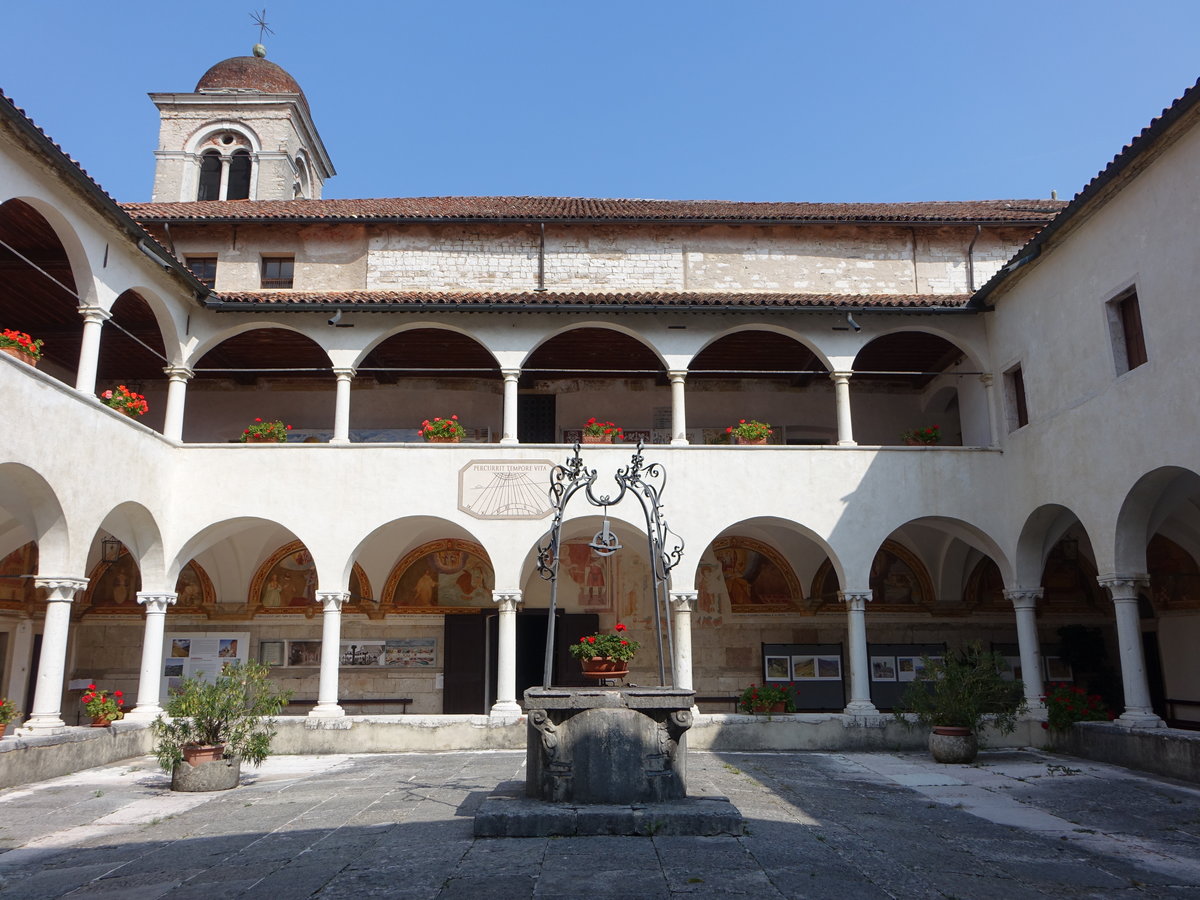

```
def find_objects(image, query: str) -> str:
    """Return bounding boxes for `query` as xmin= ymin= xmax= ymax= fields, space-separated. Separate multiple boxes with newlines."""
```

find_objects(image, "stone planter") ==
xmin=1 ymin=346 xmax=37 ymax=367
xmin=171 ymin=755 xmax=241 ymax=792
xmin=928 ymin=726 xmax=978 ymax=763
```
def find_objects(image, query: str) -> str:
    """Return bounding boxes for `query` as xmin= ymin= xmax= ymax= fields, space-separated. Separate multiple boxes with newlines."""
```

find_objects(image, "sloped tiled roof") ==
xmin=205 ymin=289 xmax=972 ymax=311
xmin=974 ymin=77 xmax=1200 ymax=305
xmin=126 ymin=197 xmax=1064 ymax=225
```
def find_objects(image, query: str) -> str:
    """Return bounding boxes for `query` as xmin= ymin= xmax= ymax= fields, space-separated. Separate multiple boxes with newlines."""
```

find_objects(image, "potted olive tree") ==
xmin=152 ymin=661 xmax=291 ymax=792
xmin=893 ymin=643 xmax=1025 ymax=763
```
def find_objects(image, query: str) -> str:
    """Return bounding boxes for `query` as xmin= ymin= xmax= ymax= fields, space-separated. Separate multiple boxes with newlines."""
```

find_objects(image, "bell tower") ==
xmin=148 ymin=45 xmax=334 ymax=202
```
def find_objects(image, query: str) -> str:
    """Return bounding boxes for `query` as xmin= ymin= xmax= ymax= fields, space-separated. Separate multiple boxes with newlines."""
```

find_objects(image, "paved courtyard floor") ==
xmin=1 ymin=747 xmax=1198 ymax=898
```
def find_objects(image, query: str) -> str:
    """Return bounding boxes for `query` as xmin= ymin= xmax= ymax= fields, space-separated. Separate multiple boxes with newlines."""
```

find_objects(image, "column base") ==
xmin=499 ymin=437 xmax=519 ymax=445
xmin=836 ymin=440 xmax=858 ymax=447
xmin=489 ymin=700 xmax=523 ymax=718
xmin=1116 ymin=709 xmax=1166 ymax=728
xmin=17 ymin=715 xmax=68 ymax=733
xmin=328 ymin=437 xmax=350 ymax=445
xmin=669 ymin=438 xmax=689 ymax=446
xmin=843 ymin=700 xmax=879 ymax=716
xmin=123 ymin=706 xmax=164 ymax=722
xmin=308 ymin=703 xmax=345 ymax=719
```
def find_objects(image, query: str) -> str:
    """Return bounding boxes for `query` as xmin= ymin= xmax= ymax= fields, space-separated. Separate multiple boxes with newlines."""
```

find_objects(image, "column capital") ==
xmin=315 ymin=591 xmax=348 ymax=611
xmin=838 ymin=590 xmax=871 ymax=609
xmin=668 ymin=369 xmax=688 ymax=384
xmin=35 ymin=577 xmax=88 ymax=601
xmin=332 ymin=366 xmax=357 ymax=380
xmin=492 ymin=590 xmax=522 ymax=611
xmin=77 ymin=305 xmax=112 ymax=324
xmin=830 ymin=370 xmax=854 ymax=383
xmin=1003 ymin=588 xmax=1042 ymax=610
xmin=137 ymin=591 xmax=177 ymax=613
xmin=979 ymin=373 xmax=995 ymax=387
xmin=669 ymin=590 xmax=697 ymax=612
xmin=163 ymin=365 xmax=194 ymax=382
xmin=1097 ymin=574 xmax=1149 ymax=600
xmin=501 ymin=367 xmax=521 ymax=381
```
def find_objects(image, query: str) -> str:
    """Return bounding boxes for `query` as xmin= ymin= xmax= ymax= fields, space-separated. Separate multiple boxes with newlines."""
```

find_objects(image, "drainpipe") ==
xmin=966 ymin=225 xmax=982 ymax=292
xmin=535 ymin=222 xmax=546 ymax=292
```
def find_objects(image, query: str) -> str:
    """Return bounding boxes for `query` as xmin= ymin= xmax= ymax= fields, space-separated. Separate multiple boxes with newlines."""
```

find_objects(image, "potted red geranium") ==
xmin=582 ymin=418 xmax=622 ymax=444
xmin=81 ymin=684 xmax=124 ymax=726
xmin=0 ymin=329 xmax=44 ymax=366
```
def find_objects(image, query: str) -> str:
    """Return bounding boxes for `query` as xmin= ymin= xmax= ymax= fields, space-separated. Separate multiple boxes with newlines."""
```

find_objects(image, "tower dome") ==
xmin=195 ymin=55 xmax=304 ymax=97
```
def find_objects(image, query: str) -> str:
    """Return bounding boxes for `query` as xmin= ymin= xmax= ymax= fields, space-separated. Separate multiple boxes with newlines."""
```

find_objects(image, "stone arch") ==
xmin=186 ymin=320 xmax=326 ymax=366
xmin=689 ymin=323 xmax=835 ymax=372
xmin=812 ymin=539 xmax=937 ymax=611
xmin=1114 ymin=466 xmax=1200 ymax=575
xmin=852 ymin=323 xmax=987 ymax=373
xmin=351 ymin=515 xmax=494 ymax=603
xmin=0 ymin=463 xmax=70 ymax=574
xmin=91 ymin=501 xmax=166 ymax=589
xmin=1015 ymin=504 xmax=1096 ymax=588
xmin=519 ymin=322 xmax=669 ymax=373
xmin=184 ymin=121 xmax=264 ymax=156
xmin=516 ymin=510 xmax=649 ymax=600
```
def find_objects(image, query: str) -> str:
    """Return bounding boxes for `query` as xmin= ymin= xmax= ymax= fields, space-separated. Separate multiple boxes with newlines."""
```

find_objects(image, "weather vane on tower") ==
xmin=250 ymin=8 xmax=274 ymax=58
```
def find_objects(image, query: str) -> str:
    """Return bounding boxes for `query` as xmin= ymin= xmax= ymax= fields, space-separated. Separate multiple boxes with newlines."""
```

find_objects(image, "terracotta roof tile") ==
xmin=125 ymin=197 xmax=1064 ymax=225
xmin=207 ymin=290 xmax=971 ymax=310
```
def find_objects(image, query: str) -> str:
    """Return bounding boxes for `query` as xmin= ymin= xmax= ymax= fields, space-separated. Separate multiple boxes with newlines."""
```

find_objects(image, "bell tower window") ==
xmin=197 ymin=151 xmax=222 ymax=201
xmin=228 ymin=150 xmax=252 ymax=200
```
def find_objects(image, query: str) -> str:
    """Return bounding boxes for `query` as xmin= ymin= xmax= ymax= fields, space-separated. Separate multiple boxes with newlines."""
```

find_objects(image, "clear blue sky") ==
xmin=3 ymin=1 xmax=1198 ymax=203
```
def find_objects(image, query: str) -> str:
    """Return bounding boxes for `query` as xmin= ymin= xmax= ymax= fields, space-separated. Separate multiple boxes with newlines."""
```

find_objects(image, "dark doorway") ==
xmin=518 ymin=394 xmax=556 ymax=443
xmin=446 ymin=610 xmax=599 ymax=713
xmin=24 ymin=633 xmax=41 ymax=723
xmin=1142 ymin=631 xmax=1168 ymax=722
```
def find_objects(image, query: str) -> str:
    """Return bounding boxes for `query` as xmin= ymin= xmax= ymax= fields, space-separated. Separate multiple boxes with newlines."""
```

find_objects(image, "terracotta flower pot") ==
xmin=425 ymin=435 xmax=461 ymax=443
xmin=582 ymin=434 xmax=613 ymax=444
xmin=90 ymin=715 xmax=116 ymax=727
xmin=245 ymin=434 xmax=282 ymax=443
xmin=580 ymin=657 xmax=629 ymax=679
xmin=1 ymin=346 xmax=37 ymax=367
xmin=183 ymin=744 xmax=226 ymax=765
xmin=734 ymin=436 xmax=767 ymax=445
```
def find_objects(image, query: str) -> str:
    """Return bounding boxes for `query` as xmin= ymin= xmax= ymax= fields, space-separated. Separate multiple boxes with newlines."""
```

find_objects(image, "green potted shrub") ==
xmin=893 ymin=643 xmax=1025 ymax=763
xmin=152 ymin=661 xmax=291 ymax=791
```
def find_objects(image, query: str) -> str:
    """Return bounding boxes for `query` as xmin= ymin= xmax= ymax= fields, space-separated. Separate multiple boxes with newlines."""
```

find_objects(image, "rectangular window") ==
xmin=185 ymin=256 xmax=217 ymax=289
xmin=1005 ymin=366 xmax=1028 ymax=431
xmin=1111 ymin=290 xmax=1148 ymax=372
xmin=261 ymin=256 xmax=294 ymax=289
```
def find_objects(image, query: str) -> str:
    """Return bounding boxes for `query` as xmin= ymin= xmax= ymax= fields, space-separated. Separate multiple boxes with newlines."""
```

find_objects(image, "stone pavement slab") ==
xmin=1 ymin=747 xmax=1199 ymax=898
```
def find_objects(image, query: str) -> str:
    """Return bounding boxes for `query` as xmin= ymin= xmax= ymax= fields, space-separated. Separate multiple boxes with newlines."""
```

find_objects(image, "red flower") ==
xmin=726 ymin=426 xmax=733 ymax=433
xmin=255 ymin=418 xmax=262 ymax=423
xmin=615 ymin=623 xmax=627 ymax=632
xmin=286 ymin=425 xmax=292 ymax=430
xmin=88 ymin=684 xmax=96 ymax=690
xmin=451 ymin=415 xmax=458 ymax=420
xmin=114 ymin=690 xmax=123 ymax=697
xmin=1041 ymin=722 xmax=1049 ymax=730
xmin=620 ymin=640 xmax=628 ymax=646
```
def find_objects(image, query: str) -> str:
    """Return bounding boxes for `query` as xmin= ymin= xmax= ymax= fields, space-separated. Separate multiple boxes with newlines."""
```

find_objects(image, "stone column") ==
xmin=1004 ymin=589 xmax=1046 ymax=710
xmin=21 ymin=578 xmax=87 ymax=731
xmin=74 ymin=306 xmax=111 ymax=394
xmin=669 ymin=370 xmax=689 ymax=445
xmin=501 ymin=368 xmax=520 ymax=444
xmin=331 ymin=367 xmax=356 ymax=444
xmin=839 ymin=590 xmax=877 ymax=714
xmin=127 ymin=592 xmax=177 ymax=720
xmin=162 ymin=366 xmax=194 ymax=441
xmin=670 ymin=591 xmax=697 ymax=691
xmin=979 ymin=373 xmax=1001 ymax=448
xmin=1098 ymin=575 xmax=1164 ymax=727
xmin=218 ymin=154 xmax=232 ymax=199
xmin=490 ymin=591 xmax=522 ymax=716
xmin=310 ymin=591 xmax=347 ymax=718
xmin=831 ymin=372 xmax=857 ymax=446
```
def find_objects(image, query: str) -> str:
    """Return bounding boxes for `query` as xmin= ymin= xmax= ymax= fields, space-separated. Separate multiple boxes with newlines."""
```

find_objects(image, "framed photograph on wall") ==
xmin=259 ymin=640 xmax=285 ymax=666
xmin=814 ymin=656 xmax=842 ymax=681
xmin=897 ymin=656 xmax=920 ymax=682
xmin=791 ymin=655 xmax=816 ymax=679
xmin=764 ymin=655 xmax=790 ymax=681
xmin=1044 ymin=656 xmax=1074 ymax=681
xmin=870 ymin=656 xmax=897 ymax=681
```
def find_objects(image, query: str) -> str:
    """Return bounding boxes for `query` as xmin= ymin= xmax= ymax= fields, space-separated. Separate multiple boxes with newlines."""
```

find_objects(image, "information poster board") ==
xmin=867 ymin=643 xmax=946 ymax=710
xmin=161 ymin=631 xmax=250 ymax=697
xmin=762 ymin=643 xmax=845 ymax=711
